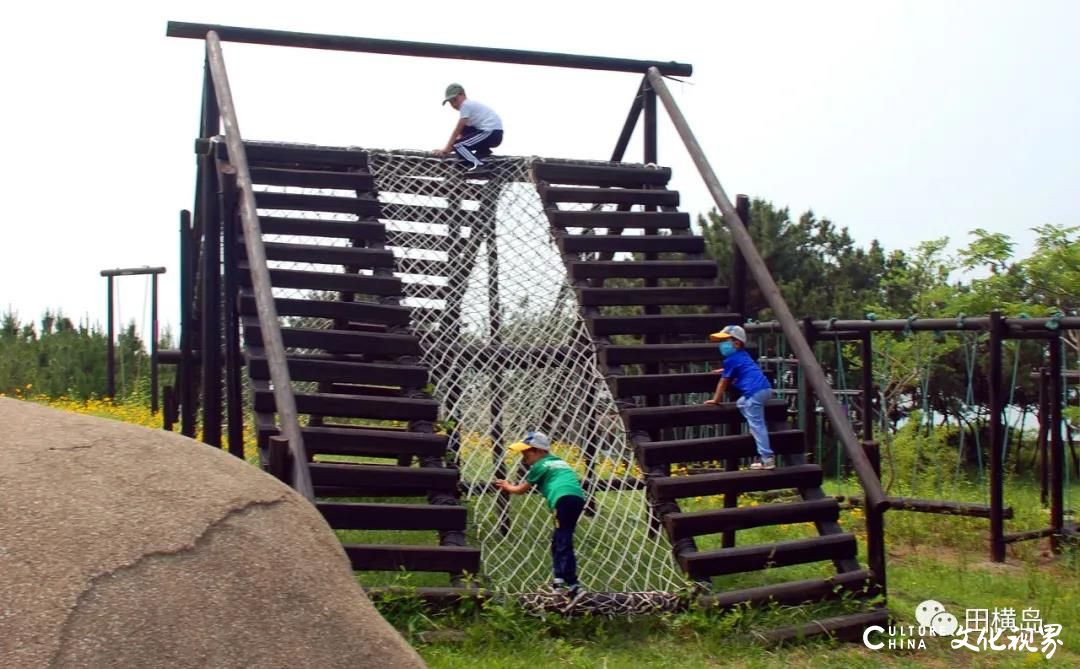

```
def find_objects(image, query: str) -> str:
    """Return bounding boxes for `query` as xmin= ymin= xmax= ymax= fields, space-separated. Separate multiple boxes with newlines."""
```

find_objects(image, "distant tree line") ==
xmin=0 ymin=310 xmax=173 ymax=400
xmin=702 ymin=201 xmax=1078 ymax=472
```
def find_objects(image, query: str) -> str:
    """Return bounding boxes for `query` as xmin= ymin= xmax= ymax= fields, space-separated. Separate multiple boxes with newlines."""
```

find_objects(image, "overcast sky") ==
xmin=1 ymin=0 xmax=1077 ymax=341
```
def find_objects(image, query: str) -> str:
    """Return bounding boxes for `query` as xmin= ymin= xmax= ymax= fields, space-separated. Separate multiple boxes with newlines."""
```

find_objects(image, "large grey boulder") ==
xmin=0 ymin=398 xmax=426 ymax=668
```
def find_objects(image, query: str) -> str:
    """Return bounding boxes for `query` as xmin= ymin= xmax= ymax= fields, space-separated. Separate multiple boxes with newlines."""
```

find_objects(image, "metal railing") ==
xmin=204 ymin=31 xmax=314 ymax=500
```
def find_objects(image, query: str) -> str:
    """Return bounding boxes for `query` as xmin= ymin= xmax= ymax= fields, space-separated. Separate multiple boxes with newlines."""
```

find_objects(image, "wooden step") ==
xmin=255 ymin=191 xmax=382 ymax=216
xmin=317 ymin=502 xmax=466 ymax=531
xmin=549 ymin=211 xmax=690 ymax=231
xmin=238 ymin=264 xmax=403 ymax=296
xmin=679 ymin=533 xmax=857 ymax=578
xmin=309 ymin=462 xmax=458 ymax=493
xmin=244 ymin=323 xmax=421 ymax=357
xmin=600 ymin=343 xmax=723 ymax=366
xmin=242 ymin=142 xmax=370 ymax=169
xmin=248 ymin=354 xmax=428 ymax=387
xmin=323 ymin=383 xmax=402 ymax=398
xmin=638 ymin=430 xmax=806 ymax=467
xmin=238 ymin=291 xmax=411 ymax=327
xmin=257 ymin=423 xmax=448 ymax=459
xmin=364 ymin=586 xmax=490 ymax=608
xmin=648 ymin=464 xmax=823 ymax=500
xmin=579 ymin=286 xmax=728 ymax=307
xmin=622 ymin=400 xmax=788 ymax=431
xmin=257 ymin=216 xmax=386 ymax=242
xmin=609 ymin=372 xmax=720 ymax=397
xmin=590 ymin=313 xmax=740 ymax=336
xmin=255 ymin=241 xmax=395 ymax=268
xmin=250 ymin=167 xmax=375 ymax=191
xmin=532 ymin=161 xmax=672 ymax=188
xmin=558 ymin=235 xmax=704 ymax=254
xmin=665 ymin=499 xmax=840 ymax=540
xmin=569 ymin=260 xmax=718 ymax=280
xmin=763 ymin=609 xmax=890 ymax=644
xmin=543 ymin=186 xmax=679 ymax=207
xmin=697 ymin=569 xmax=878 ymax=610
xmin=255 ymin=390 xmax=438 ymax=421
xmin=343 ymin=544 xmax=481 ymax=574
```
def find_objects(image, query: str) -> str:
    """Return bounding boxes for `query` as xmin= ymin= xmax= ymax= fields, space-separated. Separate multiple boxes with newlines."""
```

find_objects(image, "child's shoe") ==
xmin=749 ymin=457 xmax=776 ymax=470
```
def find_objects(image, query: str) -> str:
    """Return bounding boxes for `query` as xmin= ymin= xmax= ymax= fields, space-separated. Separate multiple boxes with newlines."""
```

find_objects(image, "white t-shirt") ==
xmin=460 ymin=99 xmax=503 ymax=132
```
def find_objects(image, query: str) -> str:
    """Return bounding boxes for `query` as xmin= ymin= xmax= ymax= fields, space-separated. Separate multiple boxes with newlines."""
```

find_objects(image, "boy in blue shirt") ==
xmin=495 ymin=431 xmax=587 ymax=601
xmin=705 ymin=325 xmax=776 ymax=470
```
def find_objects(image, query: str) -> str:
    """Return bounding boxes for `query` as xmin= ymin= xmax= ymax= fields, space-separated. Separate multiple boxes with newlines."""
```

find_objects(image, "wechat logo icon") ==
xmin=916 ymin=600 xmax=959 ymax=636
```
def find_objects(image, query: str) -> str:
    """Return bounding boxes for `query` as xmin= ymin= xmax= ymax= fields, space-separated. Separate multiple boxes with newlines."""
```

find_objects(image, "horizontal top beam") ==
xmin=166 ymin=22 xmax=693 ymax=76
xmin=742 ymin=316 xmax=1080 ymax=334
xmin=100 ymin=266 xmax=167 ymax=277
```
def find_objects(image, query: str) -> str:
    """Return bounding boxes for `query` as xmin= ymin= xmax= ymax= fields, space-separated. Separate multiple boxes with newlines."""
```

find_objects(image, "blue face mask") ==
xmin=719 ymin=341 xmax=736 ymax=357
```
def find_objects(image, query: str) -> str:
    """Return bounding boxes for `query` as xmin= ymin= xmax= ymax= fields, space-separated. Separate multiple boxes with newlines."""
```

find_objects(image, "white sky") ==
xmin=1 ymin=0 xmax=1077 ymax=341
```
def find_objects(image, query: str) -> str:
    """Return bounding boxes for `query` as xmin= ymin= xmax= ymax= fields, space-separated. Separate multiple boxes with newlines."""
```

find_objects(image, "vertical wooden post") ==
xmin=988 ymin=311 xmax=1006 ymax=562
xmin=643 ymin=79 xmax=657 ymax=165
xmin=799 ymin=319 xmax=818 ymax=459
xmin=1038 ymin=368 xmax=1049 ymax=507
xmin=641 ymin=79 xmax=662 ymax=431
xmin=200 ymin=158 xmax=222 ymax=448
xmin=105 ymin=275 xmax=115 ymax=400
xmin=1048 ymin=334 xmax=1065 ymax=553
xmin=197 ymin=56 xmax=222 ymax=448
xmin=220 ymin=167 xmax=244 ymax=458
xmin=863 ymin=439 xmax=886 ymax=595
xmin=179 ymin=210 xmax=197 ymax=438
xmin=861 ymin=332 xmax=874 ymax=443
xmin=150 ymin=272 xmax=160 ymax=414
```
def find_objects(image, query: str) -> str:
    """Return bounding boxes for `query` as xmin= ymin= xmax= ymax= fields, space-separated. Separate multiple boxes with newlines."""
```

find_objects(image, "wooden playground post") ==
xmin=219 ymin=164 xmax=245 ymax=459
xmin=198 ymin=58 xmax=223 ymax=449
xmin=988 ymin=311 xmax=1006 ymax=562
xmin=1048 ymin=333 xmax=1065 ymax=553
xmin=798 ymin=318 xmax=817 ymax=459
xmin=105 ymin=274 xmax=115 ymax=399
xmin=1038 ymin=368 xmax=1050 ymax=506
xmin=179 ymin=209 xmax=197 ymax=438
xmin=641 ymin=77 xmax=662 ymax=432
xmin=860 ymin=332 xmax=874 ymax=443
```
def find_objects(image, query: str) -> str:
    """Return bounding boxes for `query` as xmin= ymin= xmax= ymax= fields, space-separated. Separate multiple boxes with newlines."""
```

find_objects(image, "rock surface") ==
xmin=0 ymin=398 xmax=426 ymax=668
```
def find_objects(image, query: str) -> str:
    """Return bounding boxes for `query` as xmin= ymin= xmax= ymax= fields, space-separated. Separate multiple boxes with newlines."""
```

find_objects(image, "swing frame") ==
xmin=744 ymin=312 xmax=1079 ymax=562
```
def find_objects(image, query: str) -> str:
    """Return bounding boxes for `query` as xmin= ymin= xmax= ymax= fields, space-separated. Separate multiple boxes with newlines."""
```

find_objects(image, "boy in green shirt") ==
xmin=495 ymin=431 xmax=587 ymax=599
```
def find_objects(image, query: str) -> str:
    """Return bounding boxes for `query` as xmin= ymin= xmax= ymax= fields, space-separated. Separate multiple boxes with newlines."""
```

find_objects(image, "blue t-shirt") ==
xmin=722 ymin=349 xmax=771 ymax=396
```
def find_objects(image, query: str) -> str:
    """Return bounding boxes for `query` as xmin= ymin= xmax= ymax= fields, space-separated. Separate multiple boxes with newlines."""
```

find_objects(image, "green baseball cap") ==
xmin=443 ymin=83 xmax=464 ymax=104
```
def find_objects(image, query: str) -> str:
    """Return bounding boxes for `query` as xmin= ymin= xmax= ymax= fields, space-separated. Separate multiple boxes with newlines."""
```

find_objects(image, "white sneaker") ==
xmin=749 ymin=457 xmax=776 ymax=470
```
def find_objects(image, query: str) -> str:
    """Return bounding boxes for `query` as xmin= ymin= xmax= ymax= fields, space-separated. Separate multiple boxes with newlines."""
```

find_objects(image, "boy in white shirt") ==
xmin=435 ymin=83 xmax=503 ymax=171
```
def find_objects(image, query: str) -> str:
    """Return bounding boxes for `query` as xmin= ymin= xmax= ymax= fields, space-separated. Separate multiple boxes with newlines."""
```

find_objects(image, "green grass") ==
xmin=367 ymin=476 xmax=1078 ymax=668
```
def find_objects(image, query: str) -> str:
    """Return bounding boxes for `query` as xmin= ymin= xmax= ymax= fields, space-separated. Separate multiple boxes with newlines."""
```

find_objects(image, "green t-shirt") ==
xmin=524 ymin=454 xmax=586 ymax=510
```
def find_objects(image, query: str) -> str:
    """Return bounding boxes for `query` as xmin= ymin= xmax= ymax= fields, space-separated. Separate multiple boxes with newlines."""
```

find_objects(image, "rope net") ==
xmin=252 ymin=147 xmax=684 ymax=595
